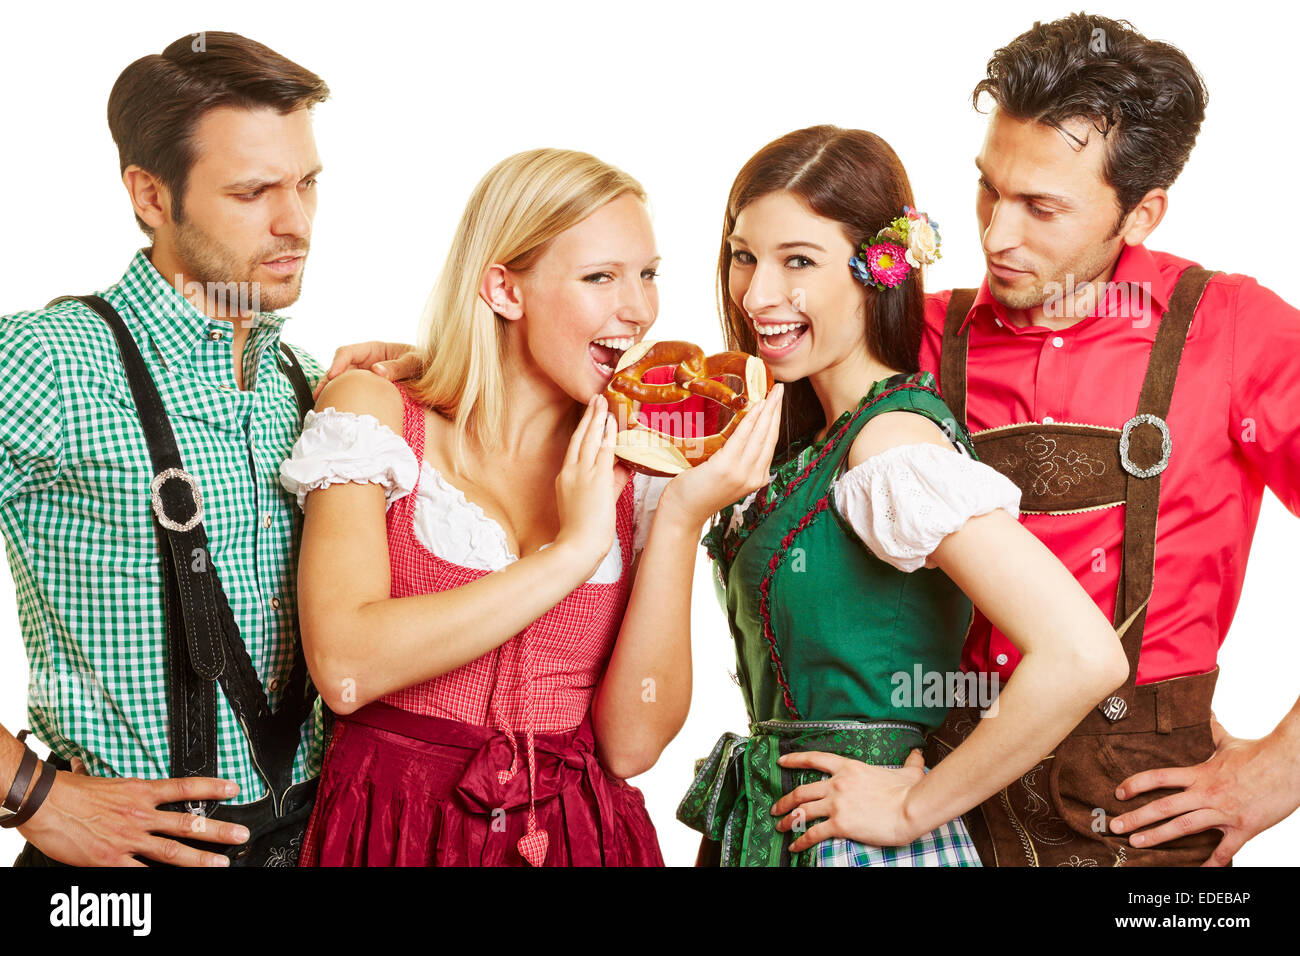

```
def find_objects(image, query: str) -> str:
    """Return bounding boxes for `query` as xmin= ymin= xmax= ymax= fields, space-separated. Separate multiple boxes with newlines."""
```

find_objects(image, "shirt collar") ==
xmin=957 ymin=242 xmax=1172 ymax=334
xmin=113 ymin=249 xmax=289 ymax=368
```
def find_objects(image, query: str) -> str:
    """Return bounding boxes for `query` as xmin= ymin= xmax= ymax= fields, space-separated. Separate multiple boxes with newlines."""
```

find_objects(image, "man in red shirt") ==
xmin=921 ymin=13 xmax=1300 ymax=865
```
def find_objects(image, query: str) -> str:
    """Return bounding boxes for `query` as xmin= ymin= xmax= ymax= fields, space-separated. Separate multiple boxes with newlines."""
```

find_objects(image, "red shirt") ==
xmin=921 ymin=244 xmax=1300 ymax=685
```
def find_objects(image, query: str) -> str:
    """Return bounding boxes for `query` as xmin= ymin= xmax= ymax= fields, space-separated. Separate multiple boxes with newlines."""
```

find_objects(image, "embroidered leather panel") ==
xmin=972 ymin=423 xmax=1124 ymax=513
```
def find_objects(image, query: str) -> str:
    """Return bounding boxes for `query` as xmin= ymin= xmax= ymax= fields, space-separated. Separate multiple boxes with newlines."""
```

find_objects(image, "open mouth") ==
xmin=589 ymin=336 xmax=635 ymax=378
xmin=752 ymin=319 xmax=808 ymax=357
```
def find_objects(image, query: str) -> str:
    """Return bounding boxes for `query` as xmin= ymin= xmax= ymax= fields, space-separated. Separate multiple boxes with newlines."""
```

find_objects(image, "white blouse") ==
xmin=278 ymin=408 xmax=670 ymax=584
xmin=831 ymin=442 xmax=1022 ymax=572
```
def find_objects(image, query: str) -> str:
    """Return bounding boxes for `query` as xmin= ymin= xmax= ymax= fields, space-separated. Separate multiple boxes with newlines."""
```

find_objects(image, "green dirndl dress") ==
xmin=678 ymin=371 xmax=985 ymax=867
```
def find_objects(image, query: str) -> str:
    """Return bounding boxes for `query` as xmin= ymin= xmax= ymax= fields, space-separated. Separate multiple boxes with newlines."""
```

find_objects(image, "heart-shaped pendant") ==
xmin=604 ymin=340 xmax=773 ymax=477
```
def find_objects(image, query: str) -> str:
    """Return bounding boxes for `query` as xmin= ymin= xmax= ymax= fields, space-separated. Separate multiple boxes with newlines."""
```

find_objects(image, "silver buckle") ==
xmin=149 ymin=468 xmax=204 ymax=532
xmin=1119 ymin=413 xmax=1172 ymax=478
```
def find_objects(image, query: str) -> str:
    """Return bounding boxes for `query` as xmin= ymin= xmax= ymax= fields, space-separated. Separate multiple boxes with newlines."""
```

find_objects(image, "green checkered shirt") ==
xmin=0 ymin=249 xmax=325 ymax=803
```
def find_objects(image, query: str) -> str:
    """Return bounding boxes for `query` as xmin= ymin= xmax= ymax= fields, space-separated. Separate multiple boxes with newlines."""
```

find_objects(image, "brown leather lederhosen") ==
xmin=924 ymin=268 xmax=1223 ymax=866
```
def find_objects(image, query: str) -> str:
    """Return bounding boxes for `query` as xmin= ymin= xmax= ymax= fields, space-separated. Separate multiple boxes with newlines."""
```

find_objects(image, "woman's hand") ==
xmin=553 ymin=395 xmax=632 ymax=578
xmin=313 ymin=341 xmax=420 ymax=398
xmin=656 ymin=383 xmax=784 ymax=528
xmin=771 ymin=747 xmax=928 ymax=852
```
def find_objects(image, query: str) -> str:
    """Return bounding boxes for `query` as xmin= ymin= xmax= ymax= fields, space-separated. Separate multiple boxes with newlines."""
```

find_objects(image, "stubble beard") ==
xmin=988 ymin=241 xmax=1119 ymax=314
xmin=172 ymin=215 xmax=308 ymax=319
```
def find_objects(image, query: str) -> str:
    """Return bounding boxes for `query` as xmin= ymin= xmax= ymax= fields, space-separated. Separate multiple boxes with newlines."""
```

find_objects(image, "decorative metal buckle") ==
xmin=149 ymin=468 xmax=204 ymax=532
xmin=1119 ymin=413 xmax=1172 ymax=478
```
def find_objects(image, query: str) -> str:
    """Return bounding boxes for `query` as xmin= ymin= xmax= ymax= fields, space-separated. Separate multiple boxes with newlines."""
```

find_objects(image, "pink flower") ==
xmin=867 ymin=242 xmax=911 ymax=287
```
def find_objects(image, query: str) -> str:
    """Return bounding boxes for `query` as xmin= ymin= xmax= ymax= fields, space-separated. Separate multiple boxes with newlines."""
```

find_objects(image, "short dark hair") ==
xmin=718 ymin=126 xmax=923 ymax=456
xmin=973 ymin=13 xmax=1208 ymax=223
xmin=108 ymin=31 xmax=330 ymax=238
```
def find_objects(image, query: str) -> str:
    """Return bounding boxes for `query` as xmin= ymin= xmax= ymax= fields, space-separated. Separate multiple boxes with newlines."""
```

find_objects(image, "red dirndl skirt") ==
xmin=298 ymin=702 xmax=664 ymax=866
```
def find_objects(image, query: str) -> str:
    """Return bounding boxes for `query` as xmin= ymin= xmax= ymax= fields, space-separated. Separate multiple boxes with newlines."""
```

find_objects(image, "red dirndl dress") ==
xmin=298 ymin=384 xmax=664 ymax=866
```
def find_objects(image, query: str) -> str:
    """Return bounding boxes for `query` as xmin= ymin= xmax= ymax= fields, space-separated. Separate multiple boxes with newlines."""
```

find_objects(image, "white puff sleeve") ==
xmin=832 ymin=443 xmax=1021 ymax=572
xmin=278 ymin=407 xmax=419 ymax=512
xmin=632 ymin=473 xmax=671 ymax=556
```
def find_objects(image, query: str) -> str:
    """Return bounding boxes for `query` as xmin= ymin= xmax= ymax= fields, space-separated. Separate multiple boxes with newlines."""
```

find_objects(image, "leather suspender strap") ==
xmin=276 ymin=339 xmax=317 ymax=424
xmin=935 ymin=272 xmax=1215 ymax=724
xmin=47 ymin=294 xmax=318 ymax=817
xmin=939 ymin=289 xmax=978 ymax=423
xmin=1100 ymin=266 xmax=1215 ymax=721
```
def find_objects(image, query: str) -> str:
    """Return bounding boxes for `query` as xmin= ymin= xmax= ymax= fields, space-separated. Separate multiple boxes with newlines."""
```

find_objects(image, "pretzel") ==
xmin=604 ymin=340 xmax=773 ymax=477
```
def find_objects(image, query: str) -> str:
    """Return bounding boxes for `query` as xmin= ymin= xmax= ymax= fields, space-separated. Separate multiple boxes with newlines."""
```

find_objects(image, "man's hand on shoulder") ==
xmin=313 ymin=341 xmax=420 ymax=399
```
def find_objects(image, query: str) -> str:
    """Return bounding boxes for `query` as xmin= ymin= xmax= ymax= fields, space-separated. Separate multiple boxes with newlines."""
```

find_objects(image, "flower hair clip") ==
xmin=848 ymin=206 xmax=942 ymax=290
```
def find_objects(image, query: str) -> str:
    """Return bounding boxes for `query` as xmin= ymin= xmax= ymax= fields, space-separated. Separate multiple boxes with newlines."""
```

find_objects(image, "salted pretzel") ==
xmin=604 ymin=340 xmax=774 ymax=477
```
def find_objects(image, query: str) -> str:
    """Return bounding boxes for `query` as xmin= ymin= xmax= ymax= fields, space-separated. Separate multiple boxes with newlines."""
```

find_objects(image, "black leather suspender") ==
xmin=47 ymin=293 xmax=318 ymax=817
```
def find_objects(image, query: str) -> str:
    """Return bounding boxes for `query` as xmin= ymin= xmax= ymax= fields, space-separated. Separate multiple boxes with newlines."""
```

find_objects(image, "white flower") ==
xmin=904 ymin=217 xmax=941 ymax=268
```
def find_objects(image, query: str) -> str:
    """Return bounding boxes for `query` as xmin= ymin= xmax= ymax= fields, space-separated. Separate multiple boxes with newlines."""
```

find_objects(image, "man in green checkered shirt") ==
xmin=0 ymin=32 xmax=396 ymax=867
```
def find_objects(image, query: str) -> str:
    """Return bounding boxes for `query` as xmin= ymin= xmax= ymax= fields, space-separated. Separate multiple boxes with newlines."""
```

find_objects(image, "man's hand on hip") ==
xmin=19 ymin=759 xmax=250 ymax=867
xmin=1109 ymin=712 xmax=1300 ymax=866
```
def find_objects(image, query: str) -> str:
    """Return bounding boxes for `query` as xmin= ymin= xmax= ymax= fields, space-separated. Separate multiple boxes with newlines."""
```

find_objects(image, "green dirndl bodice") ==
xmin=677 ymin=371 xmax=984 ymax=866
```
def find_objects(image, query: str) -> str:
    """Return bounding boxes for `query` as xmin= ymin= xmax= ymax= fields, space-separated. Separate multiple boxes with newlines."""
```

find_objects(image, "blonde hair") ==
xmin=404 ymin=148 xmax=647 ymax=478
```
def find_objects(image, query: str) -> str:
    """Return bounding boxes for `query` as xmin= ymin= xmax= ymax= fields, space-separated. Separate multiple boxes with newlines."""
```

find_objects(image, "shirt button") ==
xmin=1051 ymin=336 xmax=1064 ymax=348
xmin=1042 ymin=416 xmax=1055 ymax=424
xmin=996 ymin=653 xmax=1009 ymax=666
xmin=270 ymin=596 xmax=281 ymax=610
xmin=262 ymin=514 xmax=272 ymax=528
xmin=209 ymin=329 xmax=225 ymax=341
xmin=268 ymin=677 xmax=280 ymax=692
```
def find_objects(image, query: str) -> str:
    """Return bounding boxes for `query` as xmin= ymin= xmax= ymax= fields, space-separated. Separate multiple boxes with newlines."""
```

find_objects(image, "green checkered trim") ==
xmin=814 ymin=770 xmax=983 ymax=866
xmin=814 ymin=822 xmax=982 ymax=866
xmin=0 ymin=249 xmax=326 ymax=802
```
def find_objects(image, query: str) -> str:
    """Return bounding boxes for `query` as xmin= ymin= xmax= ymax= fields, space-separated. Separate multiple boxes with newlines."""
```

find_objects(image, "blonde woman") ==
xmin=279 ymin=149 xmax=783 ymax=866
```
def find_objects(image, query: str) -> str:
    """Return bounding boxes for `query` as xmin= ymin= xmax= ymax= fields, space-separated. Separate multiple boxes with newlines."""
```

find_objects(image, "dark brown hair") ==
xmin=718 ymin=125 xmax=923 ymax=457
xmin=974 ymin=13 xmax=1208 ymax=227
xmin=108 ymin=31 xmax=330 ymax=238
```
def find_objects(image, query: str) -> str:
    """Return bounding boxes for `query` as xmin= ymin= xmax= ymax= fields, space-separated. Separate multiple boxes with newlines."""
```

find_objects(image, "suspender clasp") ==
xmin=1119 ymin=413 xmax=1173 ymax=479
xmin=150 ymin=467 xmax=205 ymax=532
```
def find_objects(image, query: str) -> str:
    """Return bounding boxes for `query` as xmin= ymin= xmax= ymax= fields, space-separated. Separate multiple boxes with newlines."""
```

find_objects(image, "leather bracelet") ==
xmin=1 ymin=760 xmax=57 ymax=829
xmin=3 ymin=733 xmax=38 ymax=813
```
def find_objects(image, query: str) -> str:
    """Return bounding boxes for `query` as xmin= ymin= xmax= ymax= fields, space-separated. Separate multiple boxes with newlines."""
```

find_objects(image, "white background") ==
xmin=1 ymin=0 xmax=1297 ymax=867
